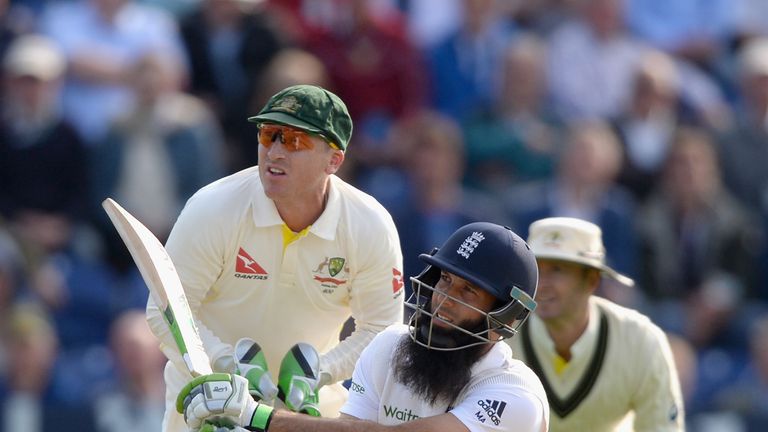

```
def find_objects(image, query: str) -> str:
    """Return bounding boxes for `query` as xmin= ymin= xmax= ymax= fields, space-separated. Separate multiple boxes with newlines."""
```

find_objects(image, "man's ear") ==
xmin=326 ymin=150 xmax=345 ymax=174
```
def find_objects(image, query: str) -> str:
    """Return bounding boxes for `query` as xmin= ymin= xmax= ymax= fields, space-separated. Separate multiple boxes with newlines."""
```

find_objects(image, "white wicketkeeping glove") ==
xmin=176 ymin=373 xmax=275 ymax=432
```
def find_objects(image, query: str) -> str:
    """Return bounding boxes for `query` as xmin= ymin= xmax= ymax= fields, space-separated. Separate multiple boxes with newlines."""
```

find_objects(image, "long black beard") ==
xmin=393 ymin=320 xmax=488 ymax=406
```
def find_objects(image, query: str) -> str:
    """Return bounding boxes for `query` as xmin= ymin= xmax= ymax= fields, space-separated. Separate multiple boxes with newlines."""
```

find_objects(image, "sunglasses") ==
xmin=258 ymin=124 xmax=337 ymax=152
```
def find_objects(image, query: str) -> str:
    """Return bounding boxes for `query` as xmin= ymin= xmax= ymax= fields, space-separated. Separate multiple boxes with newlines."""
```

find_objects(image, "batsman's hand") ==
xmin=176 ymin=373 xmax=274 ymax=432
xmin=277 ymin=343 xmax=321 ymax=416
xmin=235 ymin=338 xmax=279 ymax=403
xmin=200 ymin=423 xmax=249 ymax=432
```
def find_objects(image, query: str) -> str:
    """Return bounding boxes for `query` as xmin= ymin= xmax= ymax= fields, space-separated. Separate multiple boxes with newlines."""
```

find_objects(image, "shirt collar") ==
xmin=472 ymin=339 xmax=513 ymax=375
xmin=308 ymin=175 xmax=341 ymax=241
xmin=527 ymin=298 xmax=601 ymax=360
xmin=251 ymin=173 xmax=341 ymax=241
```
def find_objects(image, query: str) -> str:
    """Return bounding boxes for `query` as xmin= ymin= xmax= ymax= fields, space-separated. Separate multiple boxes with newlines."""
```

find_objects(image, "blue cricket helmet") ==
xmin=407 ymin=222 xmax=539 ymax=350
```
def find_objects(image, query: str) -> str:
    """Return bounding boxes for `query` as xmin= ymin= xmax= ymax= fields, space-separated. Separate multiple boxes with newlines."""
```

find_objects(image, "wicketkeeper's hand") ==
xmin=277 ymin=343 xmax=321 ymax=417
xmin=235 ymin=338 xmax=279 ymax=403
xmin=176 ymin=373 xmax=274 ymax=432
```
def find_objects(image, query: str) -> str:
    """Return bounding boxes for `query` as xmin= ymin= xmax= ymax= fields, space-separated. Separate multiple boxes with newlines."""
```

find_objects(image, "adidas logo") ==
xmin=235 ymin=248 xmax=268 ymax=280
xmin=477 ymin=399 xmax=506 ymax=425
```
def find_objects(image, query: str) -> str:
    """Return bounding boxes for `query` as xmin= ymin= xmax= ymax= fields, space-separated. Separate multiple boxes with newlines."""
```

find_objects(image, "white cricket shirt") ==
xmin=147 ymin=167 xmax=404 ymax=430
xmin=341 ymin=325 xmax=550 ymax=432
xmin=509 ymin=296 xmax=685 ymax=432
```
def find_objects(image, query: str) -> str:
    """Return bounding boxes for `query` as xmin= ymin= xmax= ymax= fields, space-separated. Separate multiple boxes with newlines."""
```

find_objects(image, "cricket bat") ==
xmin=102 ymin=198 xmax=213 ymax=377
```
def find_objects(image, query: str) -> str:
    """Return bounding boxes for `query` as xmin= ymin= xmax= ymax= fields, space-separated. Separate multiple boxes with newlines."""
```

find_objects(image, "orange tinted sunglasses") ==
xmin=258 ymin=124 xmax=336 ymax=152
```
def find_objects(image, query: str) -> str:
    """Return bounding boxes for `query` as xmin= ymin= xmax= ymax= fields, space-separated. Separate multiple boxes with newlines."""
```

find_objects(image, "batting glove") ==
xmin=277 ymin=343 xmax=321 ymax=417
xmin=176 ymin=373 xmax=274 ymax=432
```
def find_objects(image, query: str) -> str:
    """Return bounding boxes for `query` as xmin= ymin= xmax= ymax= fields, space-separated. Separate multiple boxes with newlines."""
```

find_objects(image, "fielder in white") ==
xmin=146 ymin=85 xmax=404 ymax=431
xmin=176 ymin=222 xmax=550 ymax=432
xmin=509 ymin=217 xmax=685 ymax=432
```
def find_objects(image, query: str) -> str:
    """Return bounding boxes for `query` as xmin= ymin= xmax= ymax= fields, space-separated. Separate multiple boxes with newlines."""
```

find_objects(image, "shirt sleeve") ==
xmin=631 ymin=325 xmax=686 ymax=432
xmin=145 ymin=192 xmax=233 ymax=372
xmin=450 ymin=381 xmax=546 ymax=432
xmin=338 ymin=329 xmax=393 ymax=421
xmin=320 ymin=212 xmax=404 ymax=383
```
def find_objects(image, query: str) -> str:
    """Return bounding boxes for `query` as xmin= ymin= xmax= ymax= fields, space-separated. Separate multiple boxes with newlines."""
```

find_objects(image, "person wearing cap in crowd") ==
xmin=146 ymin=84 xmax=404 ymax=431
xmin=174 ymin=222 xmax=549 ymax=432
xmin=0 ymin=34 xmax=88 ymax=225
xmin=0 ymin=34 xmax=89 ymax=314
xmin=508 ymin=217 xmax=684 ymax=432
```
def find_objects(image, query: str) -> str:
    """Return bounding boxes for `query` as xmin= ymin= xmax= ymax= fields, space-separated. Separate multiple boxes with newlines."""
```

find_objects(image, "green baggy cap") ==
xmin=248 ymin=84 xmax=353 ymax=151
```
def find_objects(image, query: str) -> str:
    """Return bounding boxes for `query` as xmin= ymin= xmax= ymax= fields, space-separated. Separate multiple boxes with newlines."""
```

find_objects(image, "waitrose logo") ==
xmin=383 ymin=404 xmax=420 ymax=422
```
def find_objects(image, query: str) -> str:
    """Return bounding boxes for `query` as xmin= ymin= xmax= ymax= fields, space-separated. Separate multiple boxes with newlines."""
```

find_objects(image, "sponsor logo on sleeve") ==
xmin=475 ymin=399 xmax=507 ymax=425
xmin=349 ymin=380 xmax=365 ymax=394
xmin=392 ymin=268 xmax=404 ymax=297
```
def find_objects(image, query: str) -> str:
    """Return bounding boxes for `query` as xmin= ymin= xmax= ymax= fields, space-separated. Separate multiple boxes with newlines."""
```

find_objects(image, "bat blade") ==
xmin=102 ymin=198 xmax=212 ymax=377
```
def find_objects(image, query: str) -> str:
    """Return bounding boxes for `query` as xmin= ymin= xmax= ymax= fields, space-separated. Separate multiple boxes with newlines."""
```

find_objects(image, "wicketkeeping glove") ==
xmin=176 ymin=373 xmax=275 ymax=432
xmin=235 ymin=338 xmax=279 ymax=403
xmin=277 ymin=343 xmax=321 ymax=417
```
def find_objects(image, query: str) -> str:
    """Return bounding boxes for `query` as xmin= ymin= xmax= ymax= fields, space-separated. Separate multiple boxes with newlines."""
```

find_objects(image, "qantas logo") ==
xmin=235 ymin=248 xmax=268 ymax=280
xmin=475 ymin=399 xmax=507 ymax=425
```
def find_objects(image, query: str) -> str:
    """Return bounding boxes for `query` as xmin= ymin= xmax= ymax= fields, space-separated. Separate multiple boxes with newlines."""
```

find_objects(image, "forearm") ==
xmin=268 ymin=411 xmax=383 ymax=432
xmin=319 ymin=326 xmax=378 ymax=384
xmin=267 ymin=410 xmax=463 ymax=432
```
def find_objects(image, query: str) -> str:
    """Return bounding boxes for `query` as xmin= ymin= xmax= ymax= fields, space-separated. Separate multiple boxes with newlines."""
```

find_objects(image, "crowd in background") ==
xmin=2 ymin=0 xmax=768 ymax=430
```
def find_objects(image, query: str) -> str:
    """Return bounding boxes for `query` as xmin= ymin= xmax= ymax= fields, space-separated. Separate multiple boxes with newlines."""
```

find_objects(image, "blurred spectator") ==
xmin=251 ymin=47 xmax=329 ymax=107
xmin=624 ymin=0 xmax=732 ymax=70
xmin=427 ymin=0 xmax=514 ymax=121
xmin=92 ymin=310 xmax=165 ymax=432
xmin=180 ymin=0 xmax=283 ymax=172
xmin=266 ymin=0 xmax=403 ymax=45
xmin=637 ymin=127 xmax=762 ymax=349
xmin=0 ymin=34 xmax=93 ymax=311
xmin=711 ymin=313 xmax=768 ymax=430
xmin=247 ymin=48 xmax=329 ymax=171
xmin=546 ymin=0 xmax=649 ymax=120
xmin=90 ymin=51 xmax=224 ymax=267
xmin=0 ymin=0 xmax=20 ymax=60
xmin=0 ymin=226 xmax=24 ymax=369
xmin=731 ymin=0 xmax=768 ymax=41
xmin=504 ymin=0 xmax=579 ymax=35
xmin=0 ymin=35 xmax=88 ymax=226
xmin=0 ymin=303 xmax=96 ymax=432
xmin=462 ymin=33 xmax=563 ymax=193
xmin=374 ymin=110 xmax=504 ymax=281
xmin=506 ymin=120 xmax=638 ymax=292
xmin=612 ymin=49 xmax=684 ymax=202
xmin=402 ymin=0 xmax=461 ymax=49
xmin=304 ymin=0 xmax=426 ymax=149
xmin=719 ymin=38 xmax=768 ymax=215
xmin=40 ymin=0 xmax=187 ymax=145
xmin=667 ymin=332 xmax=699 ymax=413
